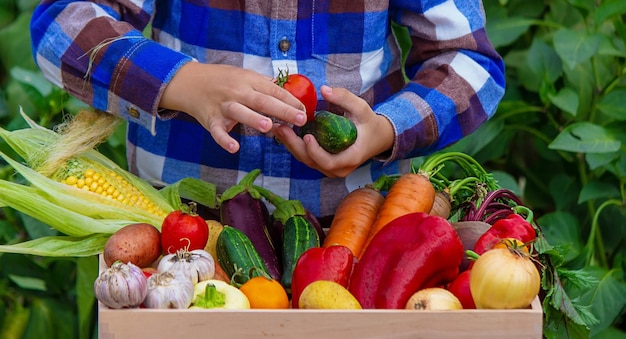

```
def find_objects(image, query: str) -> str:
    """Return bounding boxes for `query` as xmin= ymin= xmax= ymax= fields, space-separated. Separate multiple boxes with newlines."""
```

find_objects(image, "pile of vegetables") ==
xmin=0 ymin=111 xmax=595 ymax=335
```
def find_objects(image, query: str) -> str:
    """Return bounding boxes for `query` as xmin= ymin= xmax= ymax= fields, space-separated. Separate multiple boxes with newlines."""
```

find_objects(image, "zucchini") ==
xmin=280 ymin=215 xmax=320 ymax=293
xmin=220 ymin=170 xmax=281 ymax=280
xmin=298 ymin=110 xmax=357 ymax=154
xmin=216 ymin=226 xmax=270 ymax=282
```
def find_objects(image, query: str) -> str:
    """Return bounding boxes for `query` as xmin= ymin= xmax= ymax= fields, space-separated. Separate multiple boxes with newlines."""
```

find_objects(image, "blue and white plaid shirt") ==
xmin=30 ymin=0 xmax=505 ymax=218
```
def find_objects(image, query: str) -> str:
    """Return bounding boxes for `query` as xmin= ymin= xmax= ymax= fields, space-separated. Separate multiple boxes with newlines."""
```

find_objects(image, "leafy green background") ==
xmin=0 ymin=0 xmax=625 ymax=338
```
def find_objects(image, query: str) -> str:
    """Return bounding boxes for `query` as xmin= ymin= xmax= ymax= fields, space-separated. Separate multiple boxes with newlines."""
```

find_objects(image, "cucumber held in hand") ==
xmin=298 ymin=110 xmax=357 ymax=154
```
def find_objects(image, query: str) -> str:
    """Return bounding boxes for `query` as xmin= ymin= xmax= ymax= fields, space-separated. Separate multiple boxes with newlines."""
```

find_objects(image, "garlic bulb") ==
xmin=94 ymin=261 xmax=148 ymax=309
xmin=143 ymin=271 xmax=194 ymax=309
xmin=157 ymin=249 xmax=215 ymax=284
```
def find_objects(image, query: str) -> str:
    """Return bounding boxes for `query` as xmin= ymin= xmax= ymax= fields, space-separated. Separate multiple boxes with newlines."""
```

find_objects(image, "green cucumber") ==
xmin=280 ymin=215 xmax=320 ymax=293
xmin=216 ymin=226 xmax=271 ymax=282
xmin=298 ymin=110 xmax=357 ymax=154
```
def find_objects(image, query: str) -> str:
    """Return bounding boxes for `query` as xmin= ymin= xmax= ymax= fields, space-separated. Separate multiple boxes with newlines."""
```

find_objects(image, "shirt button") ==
xmin=278 ymin=38 xmax=291 ymax=52
xmin=127 ymin=106 xmax=140 ymax=118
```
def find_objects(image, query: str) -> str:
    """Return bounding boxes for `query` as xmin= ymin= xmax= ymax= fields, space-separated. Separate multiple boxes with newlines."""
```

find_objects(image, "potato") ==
xmin=299 ymin=280 xmax=362 ymax=309
xmin=451 ymin=221 xmax=492 ymax=271
xmin=203 ymin=219 xmax=224 ymax=260
xmin=103 ymin=223 xmax=161 ymax=268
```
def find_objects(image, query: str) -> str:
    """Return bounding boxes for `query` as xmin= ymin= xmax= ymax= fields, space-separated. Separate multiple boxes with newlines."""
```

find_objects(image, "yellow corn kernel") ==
xmin=65 ymin=176 xmax=78 ymax=186
xmin=84 ymin=168 xmax=95 ymax=178
xmin=58 ymin=159 xmax=167 ymax=217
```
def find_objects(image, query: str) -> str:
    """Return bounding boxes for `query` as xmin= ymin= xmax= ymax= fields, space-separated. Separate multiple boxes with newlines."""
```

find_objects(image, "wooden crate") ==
xmin=97 ymin=259 xmax=543 ymax=339
xmin=99 ymin=298 xmax=542 ymax=339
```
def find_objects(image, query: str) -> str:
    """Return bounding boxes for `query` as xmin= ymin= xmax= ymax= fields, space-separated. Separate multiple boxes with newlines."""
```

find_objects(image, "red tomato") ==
xmin=276 ymin=70 xmax=317 ymax=121
xmin=161 ymin=204 xmax=209 ymax=254
xmin=142 ymin=267 xmax=157 ymax=279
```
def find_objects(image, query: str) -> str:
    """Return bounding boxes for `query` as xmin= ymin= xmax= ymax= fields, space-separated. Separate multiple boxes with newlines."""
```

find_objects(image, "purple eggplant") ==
xmin=219 ymin=169 xmax=282 ymax=280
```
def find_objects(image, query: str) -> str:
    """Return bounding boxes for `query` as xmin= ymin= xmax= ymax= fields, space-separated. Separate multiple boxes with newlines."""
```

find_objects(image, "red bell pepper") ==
xmin=290 ymin=245 xmax=354 ymax=308
xmin=348 ymin=212 xmax=464 ymax=309
xmin=447 ymin=270 xmax=475 ymax=309
xmin=473 ymin=212 xmax=536 ymax=255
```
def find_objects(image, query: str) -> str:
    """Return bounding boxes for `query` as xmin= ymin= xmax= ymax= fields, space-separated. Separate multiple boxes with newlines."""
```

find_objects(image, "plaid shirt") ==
xmin=30 ymin=0 xmax=505 ymax=218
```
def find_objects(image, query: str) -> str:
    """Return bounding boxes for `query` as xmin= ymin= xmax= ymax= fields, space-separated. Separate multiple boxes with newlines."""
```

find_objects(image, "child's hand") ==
xmin=274 ymin=86 xmax=394 ymax=178
xmin=160 ymin=62 xmax=307 ymax=153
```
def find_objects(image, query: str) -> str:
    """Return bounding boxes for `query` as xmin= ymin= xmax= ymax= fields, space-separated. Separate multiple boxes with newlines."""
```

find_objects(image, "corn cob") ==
xmin=54 ymin=158 xmax=167 ymax=218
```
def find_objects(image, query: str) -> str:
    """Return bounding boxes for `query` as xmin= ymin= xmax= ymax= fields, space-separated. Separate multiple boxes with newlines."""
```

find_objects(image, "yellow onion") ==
xmin=470 ymin=247 xmax=540 ymax=309
xmin=405 ymin=287 xmax=462 ymax=310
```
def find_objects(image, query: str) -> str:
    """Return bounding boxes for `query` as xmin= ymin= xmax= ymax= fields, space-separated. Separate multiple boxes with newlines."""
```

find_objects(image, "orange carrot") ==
xmin=322 ymin=186 xmax=384 ymax=257
xmin=359 ymin=172 xmax=436 ymax=258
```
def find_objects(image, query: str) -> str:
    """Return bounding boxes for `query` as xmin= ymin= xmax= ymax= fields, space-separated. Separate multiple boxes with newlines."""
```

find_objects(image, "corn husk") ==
xmin=0 ymin=234 xmax=109 ymax=257
xmin=0 ymin=109 xmax=217 ymax=257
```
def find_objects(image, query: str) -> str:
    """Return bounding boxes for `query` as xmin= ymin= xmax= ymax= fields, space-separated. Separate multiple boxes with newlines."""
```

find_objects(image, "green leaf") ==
xmin=563 ymin=60 xmax=595 ymax=115
xmin=585 ymin=152 xmax=620 ymax=170
xmin=538 ymin=211 xmax=583 ymax=262
xmin=0 ymin=300 xmax=30 ymax=339
xmin=548 ymin=174 xmax=579 ymax=211
xmin=549 ymin=87 xmax=578 ymax=117
xmin=565 ymin=0 xmax=593 ymax=11
xmin=445 ymin=118 xmax=504 ymax=155
xmin=575 ymin=267 xmax=626 ymax=336
xmin=578 ymin=181 xmax=621 ymax=204
xmin=20 ymin=213 xmax=58 ymax=239
xmin=528 ymin=38 xmax=562 ymax=83
xmin=23 ymin=298 xmax=76 ymax=339
xmin=547 ymin=0 xmax=585 ymax=26
xmin=549 ymin=122 xmax=621 ymax=153
xmin=553 ymin=29 xmax=602 ymax=70
xmin=8 ymin=274 xmax=46 ymax=292
xmin=592 ymin=326 xmax=626 ymax=339
xmin=486 ymin=12 xmax=534 ymax=48
xmin=594 ymin=0 xmax=626 ymax=23
xmin=76 ymin=256 xmax=97 ymax=339
xmin=0 ymin=13 xmax=36 ymax=73
xmin=0 ymin=234 xmax=109 ymax=257
xmin=0 ymin=6 xmax=16 ymax=29
xmin=9 ymin=67 xmax=54 ymax=98
xmin=597 ymin=89 xmax=626 ymax=121
xmin=543 ymin=303 xmax=591 ymax=339
xmin=491 ymin=170 xmax=521 ymax=196
xmin=606 ymin=151 xmax=626 ymax=178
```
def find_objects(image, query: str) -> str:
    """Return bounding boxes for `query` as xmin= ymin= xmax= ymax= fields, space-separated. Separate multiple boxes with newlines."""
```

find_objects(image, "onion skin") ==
xmin=429 ymin=191 xmax=452 ymax=219
xmin=451 ymin=221 xmax=492 ymax=272
xmin=470 ymin=248 xmax=540 ymax=309
xmin=405 ymin=288 xmax=462 ymax=310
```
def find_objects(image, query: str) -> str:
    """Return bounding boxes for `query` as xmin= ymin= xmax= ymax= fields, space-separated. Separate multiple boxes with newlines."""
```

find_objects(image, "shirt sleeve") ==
xmin=30 ymin=0 xmax=192 ymax=134
xmin=376 ymin=0 xmax=506 ymax=161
